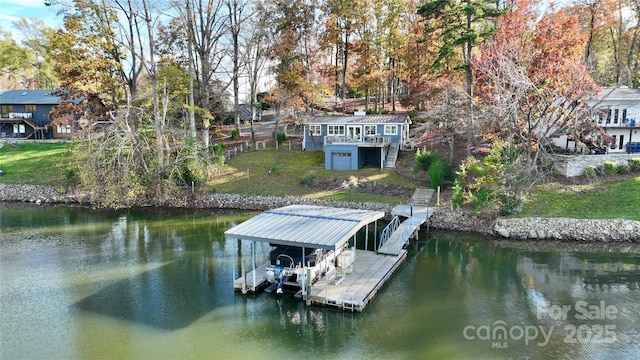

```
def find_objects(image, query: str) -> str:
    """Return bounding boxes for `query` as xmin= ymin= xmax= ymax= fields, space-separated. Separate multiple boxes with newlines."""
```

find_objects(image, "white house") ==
xmin=554 ymin=87 xmax=640 ymax=153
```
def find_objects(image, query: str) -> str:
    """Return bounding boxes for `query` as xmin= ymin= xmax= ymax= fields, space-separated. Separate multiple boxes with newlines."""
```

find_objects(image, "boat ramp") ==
xmin=225 ymin=189 xmax=434 ymax=312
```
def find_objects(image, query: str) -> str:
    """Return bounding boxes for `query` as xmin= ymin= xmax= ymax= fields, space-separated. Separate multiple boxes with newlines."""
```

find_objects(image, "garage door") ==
xmin=332 ymin=152 xmax=352 ymax=170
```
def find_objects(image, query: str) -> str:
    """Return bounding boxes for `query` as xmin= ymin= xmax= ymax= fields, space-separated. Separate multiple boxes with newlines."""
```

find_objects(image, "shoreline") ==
xmin=1 ymin=183 xmax=638 ymax=242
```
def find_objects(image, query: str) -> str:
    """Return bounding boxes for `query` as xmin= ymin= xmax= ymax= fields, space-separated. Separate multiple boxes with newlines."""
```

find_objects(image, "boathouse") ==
xmin=225 ymin=204 xmax=433 ymax=312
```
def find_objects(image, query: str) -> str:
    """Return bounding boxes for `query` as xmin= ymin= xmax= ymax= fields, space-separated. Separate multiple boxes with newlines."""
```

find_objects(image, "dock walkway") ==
xmin=377 ymin=188 xmax=435 ymax=256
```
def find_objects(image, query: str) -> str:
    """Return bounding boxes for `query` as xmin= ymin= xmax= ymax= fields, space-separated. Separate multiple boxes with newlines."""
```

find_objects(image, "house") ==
xmin=553 ymin=87 xmax=640 ymax=153
xmin=0 ymin=89 xmax=74 ymax=140
xmin=303 ymin=112 xmax=412 ymax=170
xmin=592 ymin=87 xmax=640 ymax=153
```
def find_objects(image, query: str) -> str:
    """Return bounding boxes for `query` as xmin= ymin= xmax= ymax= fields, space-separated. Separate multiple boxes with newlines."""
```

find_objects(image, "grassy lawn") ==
xmin=4 ymin=142 xmax=639 ymax=219
xmin=209 ymin=149 xmax=415 ymax=204
xmin=519 ymin=176 xmax=640 ymax=220
xmin=0 ymin=142 xmax=72 ymax=186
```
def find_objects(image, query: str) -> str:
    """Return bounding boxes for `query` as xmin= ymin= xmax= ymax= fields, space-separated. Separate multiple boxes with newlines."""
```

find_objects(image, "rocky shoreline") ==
xmin=1 ymin=183 xmax=639 ymax=242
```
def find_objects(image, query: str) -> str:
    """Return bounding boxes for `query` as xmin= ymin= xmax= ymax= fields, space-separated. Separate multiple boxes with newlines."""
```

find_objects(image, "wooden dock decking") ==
xmin=307 ymin=249 xmax=407 ymax=312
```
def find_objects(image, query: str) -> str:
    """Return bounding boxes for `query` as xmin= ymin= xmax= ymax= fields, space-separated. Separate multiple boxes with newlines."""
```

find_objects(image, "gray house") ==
xmin=0 ymin=90 xmax=65 ymax=139
xmin=303 ymin=112 xmax=411 ymax=170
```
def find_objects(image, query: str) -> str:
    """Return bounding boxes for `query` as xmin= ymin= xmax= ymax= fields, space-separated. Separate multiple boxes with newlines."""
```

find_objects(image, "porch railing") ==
xmin=325 ymin=135 xmax=391 ymax=145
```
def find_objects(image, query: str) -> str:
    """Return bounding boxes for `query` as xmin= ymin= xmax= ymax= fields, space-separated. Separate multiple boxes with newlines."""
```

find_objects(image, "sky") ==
xmin=0 ymin=0 xmax=63 ymax=40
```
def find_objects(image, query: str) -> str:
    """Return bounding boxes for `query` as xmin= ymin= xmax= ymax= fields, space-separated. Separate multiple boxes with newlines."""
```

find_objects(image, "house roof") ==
xmin=308 ymin=114 xmax=410 ymax=125
xmin=0 ymin=90 xmax=60 ymax=105
xmin=590 ymin=87 xmax=640 ymax=102
xmin=224 ymin=205 xmax=385 ymax=251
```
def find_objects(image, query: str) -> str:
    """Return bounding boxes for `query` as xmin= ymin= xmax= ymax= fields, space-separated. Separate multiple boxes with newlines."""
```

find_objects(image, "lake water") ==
xmin=1 ymin=203 xmax=639 ymax=359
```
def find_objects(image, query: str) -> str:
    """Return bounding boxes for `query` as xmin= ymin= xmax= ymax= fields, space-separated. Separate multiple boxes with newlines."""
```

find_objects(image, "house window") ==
xmin=364 ymin=125 xmax=376 ymax=135
xmin=328 ymin=125 xmax=345 ymax=135
xmin=614 ymin=109 xmax=619 ymax=124
xmin=384 ymin=125 xmax=398 ymax=135
xmin=1 ymin=105 xmax=13 ymax=118
xmin=13 ymin=124 xmax=26 ymax=134
xmin=57 ymin=125 xmax=72 ymax=134
xmin=309 ymin=125 xmax=321 ymax=136
xmin=606 ymin=109 xmax=611 ymax=124
xmin=622 ymin=109 xmax=627 ymax=123
xmin=24 ymin=105 xmax=36 ymax=112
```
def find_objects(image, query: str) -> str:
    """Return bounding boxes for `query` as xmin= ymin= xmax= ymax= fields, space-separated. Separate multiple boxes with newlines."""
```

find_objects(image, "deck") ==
xmin=307 ymin=249 xmax=407 ymax=312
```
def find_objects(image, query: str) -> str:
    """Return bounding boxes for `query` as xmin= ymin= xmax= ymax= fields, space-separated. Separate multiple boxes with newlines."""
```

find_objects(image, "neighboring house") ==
xmin=303 ymin=112 xmax=412 ymax=170
xmin=0 ymin=89 xmax=74 ymax=140
xmin=553 ymin=87 xmax=640 ymax=153
xmin=592 ymin=87 xmax=640 ymax=153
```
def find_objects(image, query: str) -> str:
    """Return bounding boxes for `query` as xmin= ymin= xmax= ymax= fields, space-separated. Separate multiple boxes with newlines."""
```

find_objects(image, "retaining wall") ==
xmin=2 ymin=183 xmax=638 ymax=242
xmin=553 ymin=154 xmax=638 ymax=177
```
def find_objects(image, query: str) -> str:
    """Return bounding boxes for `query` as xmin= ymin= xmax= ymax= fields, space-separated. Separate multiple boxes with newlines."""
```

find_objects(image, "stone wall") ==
xmin=553 ymin=154 xmax=638 ymax=177
xmin=494 ymin=217 xmax=640 ymax=241
xmin=3 ymin=183 xmax=639 ymax=242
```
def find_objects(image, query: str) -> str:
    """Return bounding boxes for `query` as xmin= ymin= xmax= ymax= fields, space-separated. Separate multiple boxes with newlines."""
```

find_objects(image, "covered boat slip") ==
xmin=225 ymin=204 xmax=409 ymax=311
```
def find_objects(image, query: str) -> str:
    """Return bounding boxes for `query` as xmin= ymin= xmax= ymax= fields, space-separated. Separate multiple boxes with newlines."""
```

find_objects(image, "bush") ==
xmin=230 ymin=129 xmax=240 ymax=139
xmin=413 ymin=148 xmax=436 ymax=174
xmin=301 ymin=171 xmax=316 ymax=185
xmin=628 ymin=158 xmax=640 ymax=172
xmin=618 ymin=163 xmax=631 ymax=174
xmin=603 ymin=161 xmax=619 ymax=175
xmin=584 ymin=165 xmax=596 ymax=178
xmin=428 ymin=158 xmax=446 ymax=190
xmin=276 ymin=132 xmax=286 ymax=145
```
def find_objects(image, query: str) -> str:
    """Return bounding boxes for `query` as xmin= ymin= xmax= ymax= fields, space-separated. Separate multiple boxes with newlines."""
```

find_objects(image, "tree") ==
xmin=13 ymin=18 xmax=58 ymax=89
xmin=265 ymin=0 xmax=325 ymax=113
xmin=0 ymin=28 xmax=35 ymax=89
xmin=417 ymin=0 xmax=503 ymax=154
xmin=471 ymin=0 xmax=601 ymax=212
xmin=569 ymin=0 xmax=640 ymax=87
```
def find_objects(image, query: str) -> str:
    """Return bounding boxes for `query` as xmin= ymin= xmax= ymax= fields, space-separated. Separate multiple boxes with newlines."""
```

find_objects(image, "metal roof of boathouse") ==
xmin=224 ymin=205 xmax=385 ymax=250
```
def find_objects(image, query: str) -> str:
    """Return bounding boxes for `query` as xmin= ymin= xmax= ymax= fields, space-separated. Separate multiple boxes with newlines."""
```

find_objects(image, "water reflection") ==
xmin=1 ymin=203 xmax=639 ymax=359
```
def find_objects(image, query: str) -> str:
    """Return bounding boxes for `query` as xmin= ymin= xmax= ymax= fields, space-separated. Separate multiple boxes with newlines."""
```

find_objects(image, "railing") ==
xmin=325 ymin=135 xmax=391 ymax=145
xmin=601 ymin=118 xmax=638 ymax=128
xmin=379 ymin=216 xmax=400 ymax=248
xmin=6 ymin=112 xmax=33 ymax=119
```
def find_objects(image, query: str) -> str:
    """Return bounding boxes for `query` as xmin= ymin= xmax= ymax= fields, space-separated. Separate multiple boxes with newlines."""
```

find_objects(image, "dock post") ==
xmin=252 ymin=241 xmax=256 ymax=293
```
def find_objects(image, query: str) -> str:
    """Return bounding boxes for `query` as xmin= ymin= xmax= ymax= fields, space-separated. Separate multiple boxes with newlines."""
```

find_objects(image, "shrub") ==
xmin=618 ymin=163 xmax=631 ymax=174
xmin=428 ymin=158 xmax=446 ymax=190
xmin=230 ymin=129 xmax=240 ymax=139
xmin=451 ymin=163 xmax=468 ymax=209
xmin=584 ymin=165 xmax=596 ymax=178
xmin=276 ymin=132 xmax=286 ymax=145
xmin=628 ymin=158 xmax=640 ymax=172
xmin=413 ymin=148 xmax=436 ymax=174
xmin=469 ymin=188 xmax=489 ymax=213
xmin=603 ymin=161 xmax=618 ymax=175
xmin=301 ymin=171 xmax=316 ymax=185
xmin=64 ymin=168 xmax=77 ymax=185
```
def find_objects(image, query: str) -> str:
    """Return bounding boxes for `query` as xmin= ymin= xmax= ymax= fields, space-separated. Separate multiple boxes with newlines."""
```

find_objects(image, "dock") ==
xmin=226 ymin=198 xmax=436 ymax=312
xmin=307 ymin=249 xmax=407 ymax=311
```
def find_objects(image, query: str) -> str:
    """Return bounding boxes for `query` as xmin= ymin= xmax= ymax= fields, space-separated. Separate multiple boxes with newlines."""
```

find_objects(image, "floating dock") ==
xmin=226 ymin=203 xmax=433 ymax=312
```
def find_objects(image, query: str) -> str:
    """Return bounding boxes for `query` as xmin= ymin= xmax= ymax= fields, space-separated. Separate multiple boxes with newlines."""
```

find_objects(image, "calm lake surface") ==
xmin=1 ymin=202 xmax=639 ymax=359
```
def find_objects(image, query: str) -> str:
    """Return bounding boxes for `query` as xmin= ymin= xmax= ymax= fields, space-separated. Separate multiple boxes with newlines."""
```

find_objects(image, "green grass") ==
xmin=518 ymin=177 xmax=640 ymax=220
xmin=5 ymin=142 xmax=639 ymax=219
xmin=0 ymin=142 xmax=72 ymax=186
xmin=209 ymin=149 xmax=415 ymax=204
